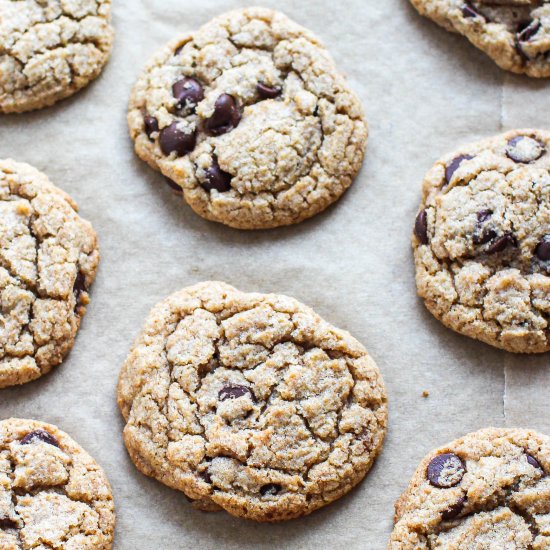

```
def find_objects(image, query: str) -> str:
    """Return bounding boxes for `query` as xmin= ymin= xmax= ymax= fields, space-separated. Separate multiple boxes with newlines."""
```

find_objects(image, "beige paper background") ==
xmin=1 ymin=0 xmax=549 ymax=548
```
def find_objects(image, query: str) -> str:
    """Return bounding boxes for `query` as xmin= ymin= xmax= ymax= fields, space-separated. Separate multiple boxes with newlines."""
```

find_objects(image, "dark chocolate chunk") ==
xmin=527 ymin=454 xmax=544 ymax=472
xmin=144 ymin=115 xmax=159 ymax=140
xmin=260 ymin=483 xmax=281 ymax=497
xmin=20 ymin=429 xmax=59 ymax=447
xmin=257 ymin=82 xmax=282 ymax=99
xmin=202 ymin=159 xmax=232 ymax=193
xmin=518 ymin=20 xmax=541 ymax=43
xmin=445 ymin=155 xmax=474 ymax=185
xmin=427 ymin=453 xmax=465 ymax=488
xmin=506 ymin=136 xmax=545 ymax=163
xmin=205 ymin=94 xmax=241 ymax=136
xmin=172 ymin=77 xmax=204 ymax=113
xmin=415 ymin=210 xmax=429 ymax=245
xmin=159 ymin=122 xmax=196 ymax=156
xmin=73 ymin=271 xmax=87 ymax=300
xmin=164 ymin=177 xmax=182 ymax=193
xmin=536 ymin=236 xmax=550 ymax=262
xmin=486 ymin=233 xmax=517 ymax=255
xmin=218 ymin=384 xmax=255 ymax=402
xmin=441 ymin=496 xmax=466 ymax=520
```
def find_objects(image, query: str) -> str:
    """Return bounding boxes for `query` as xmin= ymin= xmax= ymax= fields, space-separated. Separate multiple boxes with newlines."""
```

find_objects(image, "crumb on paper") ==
xmin=422 ymin=391 xmax=430 ymax=398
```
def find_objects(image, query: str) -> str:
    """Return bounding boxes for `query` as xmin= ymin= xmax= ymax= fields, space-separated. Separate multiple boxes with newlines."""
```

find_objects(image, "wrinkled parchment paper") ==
xmin=1 ymin=0 xmax=549 ymax=548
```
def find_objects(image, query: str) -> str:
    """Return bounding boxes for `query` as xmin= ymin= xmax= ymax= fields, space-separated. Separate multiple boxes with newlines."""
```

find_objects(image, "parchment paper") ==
xmin=1 ymin=0 xmax=549 ymax=548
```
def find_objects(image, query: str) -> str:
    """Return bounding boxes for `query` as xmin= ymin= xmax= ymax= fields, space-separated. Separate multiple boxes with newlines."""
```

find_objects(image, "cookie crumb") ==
xmin=422 ymin=391 xmax=430 ymax=398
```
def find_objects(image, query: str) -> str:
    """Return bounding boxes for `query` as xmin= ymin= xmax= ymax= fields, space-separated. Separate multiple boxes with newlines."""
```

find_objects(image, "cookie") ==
xmin=389 ymin=428 xmax=550 ymax=549
xmin=0 ymin=159 xmax=99 ymax=388
xmin=0 ymin=418 xmax=115 ymax=549
xmin=117 ymin=281 xmax=387 ymax=522
xmin=412 ymin=129 xmax=550 ymax=354
xmin=409 ymin=0 xmax=550 ymax=77
xmin=128 ymin=7 xmax=368 ymax=230
xmin=0 ymin=0 xmax=114 ymax=114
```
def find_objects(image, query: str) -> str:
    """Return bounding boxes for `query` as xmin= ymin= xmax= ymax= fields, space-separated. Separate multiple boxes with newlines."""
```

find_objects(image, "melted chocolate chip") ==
xmin=486 ymin=233 xmax=517 ymax=255
xmin=445 ymin=154 xmax=474 ymax=185
xmin=527 ymin=454 xmax=544 ymax=472
xmin=427 ymin=453 xmax=465 ymax=488
xmin=518 ymin=20 xmax=541 ymax=43
xmin=20 ymin=429 xmax=59 ymax=447
xmin=202 ymin=159 xmax=232 ymax=193
xmin=415 ymin=210 xmax=429 ymax=245
xmin=143 ymin=115 xmax=159 ymax=140
xmin=260 ymin=483 xmax=281 ymax=497
xmin=536 ymin=235 xmax=550 ymax=261
xmin=205 ymin=94 xmax=241 ymax=136
xmin=257 ymin=82 xmax=282 ymax=100
xmin=172 ymin=77 xmax=204 ymax=113
xmin=506 ymin=136 xmax=546 ymax=163
xmin=441 ymin=496 xmax=466 ymax=520
xmin=218 ymin=384 xmax=255 ymax=402
xmin=159 ymin=122 xmax=196 ymax=156
xmin=164 ymin=177 xmax=182 ymax=193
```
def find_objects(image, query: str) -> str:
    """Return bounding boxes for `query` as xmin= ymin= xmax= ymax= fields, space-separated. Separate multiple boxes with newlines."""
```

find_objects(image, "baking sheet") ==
xmin=1 ymin=0 xmax=549 ymax=548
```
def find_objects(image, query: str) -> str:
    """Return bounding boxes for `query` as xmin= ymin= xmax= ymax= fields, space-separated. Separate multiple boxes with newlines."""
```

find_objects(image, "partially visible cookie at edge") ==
xmin=0 ymin=159 xmax=99 ymax=388
xmin=389 ymin=428 xmax=550 ymax=548
xmin=0 ymin=418 xmax=115 ymax=549
xmin=128 ymin=7 xmax=368 ymax=230
xmin=409 ymin=0 xmax=550 ymax=77
xmin=117 ymin=281 xmax=387 ymax=521
xmin=0 ymin=0 xmax=114 ymax=114
xmin=413 ymin=129 xmax=550 ymax=353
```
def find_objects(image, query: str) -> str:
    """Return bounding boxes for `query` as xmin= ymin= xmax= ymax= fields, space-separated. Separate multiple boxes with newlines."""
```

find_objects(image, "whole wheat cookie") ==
xmin=127 ymin=7 xmax=368 ymax=230
xmin=413 ymin=129 xmax=550 ymax=354
xmin=117 ymin=281 xmax=387 ymax=522
xmin=409 ymin=0 xmax=550 ymax=77
xmin=0 ymin=0 xmax=114 ymax=114
xmin=389 ymin=428 xmax=550 ymax=549
xmin=0 ymin=418 xmax=115 ymax=549
xmin=0 ymin=159 xmax=99 ymax=388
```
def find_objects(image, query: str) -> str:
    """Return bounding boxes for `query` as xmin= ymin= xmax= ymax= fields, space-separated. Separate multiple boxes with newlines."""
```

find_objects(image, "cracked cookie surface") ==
xmin=413 ymin=129 xmax=550 ymax=353
xmin=389 ymin=428 xmax=550 ymax=549
xmin=127 ymin=7 xmax=368 ymax=230
xmin=0 ymin=0 xmax=114 ymax=114
xmin=409 ymin=0 xmax=550 ymax=77
xmin=0 ymin=418 xmax=115 ymax=549
xmin=0 ymin=159 xmax=99 ymax=388
xmin=117 ymin=281 xmax=387 ymax=522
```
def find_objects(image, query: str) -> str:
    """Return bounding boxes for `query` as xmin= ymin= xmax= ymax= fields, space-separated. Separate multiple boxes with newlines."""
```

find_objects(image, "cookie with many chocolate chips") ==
xmin=409 ymin=0 xmax=550 ymax=77
xmin=117 ymin=281 xmax=387 ymax=521
xmin=128 ymin=7 xmax=368 ymax=230
xmin=0 ymin=159 xmax=99 ymax=388
xmin=0 ymin=418 xmax=115 ymax=548
xmin=389 ymin=428 xmax=550 ymax=549
xmin=0 ymin=0 xmax=114 ymax=114
xmin=413 ymin=129 xmax=550 ymax=353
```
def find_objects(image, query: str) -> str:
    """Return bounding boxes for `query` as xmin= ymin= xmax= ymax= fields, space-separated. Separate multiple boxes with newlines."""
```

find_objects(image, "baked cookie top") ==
xmin=128 ymin=7 xmax=368 ymax=230
xmin=0 ymin=418 xmax=115 ymax=549
xmin=409 ymin=0 xmax=550 ymax=77
xmin=0 ymin=159 xmax=99 ymax=388
xmin=0 ymin=0 xmax=114 ymax=114
xmin=413 ymin=129 xmax=550 ymax=353
xmin=389 ymin=428 xmax=550 ymax=549
xmin=117 ymin=281 xmax=387 ymax=522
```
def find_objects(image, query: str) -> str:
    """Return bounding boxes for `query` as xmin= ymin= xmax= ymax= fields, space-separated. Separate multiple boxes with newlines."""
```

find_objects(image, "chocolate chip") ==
xmin=159 ymin=122 xmax=196 ymax=156
xmin=73 ymin=271 xmax=87 ymax=301
xmin=260 ymin=483 xmax=281 ymax=497
xmin=506 ymin=136 xmax=545 ymax=164
xmin=427 ymin=453 xmax=465 ymax=488
xmin=20 ymin=429 xmax=59 ymax=447
xmin=462 ymin=3 xmax=481 ymax=18
xmin=257 ymin=82 xmax=282 ymax=100
xmin=518 ymin=20 xmax=541 ymax=43
xmin=441 ymin=496 xmax=466 ymax=520
xmin=445 ymin=154 xmax=474 ymax=185
xmin=536 ymin=236 xmax=550 ymax=262
xmin=172 ymin=77 xmax=204 ymax=114
xmin=486 ymin=233 xmax=517 ymax=255
xmin=164 ymin=177 xmax=182 ymax=193
xmin=473 ymin=227 xmax=497 ymax=246
xmin=205 ymin=94 xmax=241 ymax=136
xmin=174 ymin=44 xmax=184 ymax=56
xmin=200 ymin=470 xmax=212 ymax=484
xmin=477 ymin=209 xmax=493 ymax=223
xmin=218 ymin=384 xmax=255 ymax=402
xmin=527 ymin=454 xmax=544 ymax=472
xmin=415 ymin=210 xmax=429 ymax=245
xmin=0 ymin=518 xmax=18 ymax=530
xmin=202 ymin=159 xmax=232 ymax=193
xmin=143 ymin=115 xmax=159 ymax=140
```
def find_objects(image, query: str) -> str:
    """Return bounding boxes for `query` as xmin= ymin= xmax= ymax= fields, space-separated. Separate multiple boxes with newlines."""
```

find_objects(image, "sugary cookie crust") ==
xmin=413 ymin=129 xmax=550 ymax=353
xmin=389 ymin=428 xmax=550 ymax=549
xmin=409 ymin=0 xmax=550 ymax=77
xmin=0 ymin=159 xmax=99 ymax=388
xmin=128 ymin=7 xmax=368 ymax=230
xmin=0 ymin=418 xmax=115 ymax=549
xmin=117 ymin=281 xmax=387 ymax=522
xmin=0 ymin=0 xmax=114 ymax=114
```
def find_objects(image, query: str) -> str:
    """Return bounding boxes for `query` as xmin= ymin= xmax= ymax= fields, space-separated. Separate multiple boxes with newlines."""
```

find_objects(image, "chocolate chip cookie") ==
xmin=0 ymin=418 xmax=115 ymax=549
xmin=128 ymin=7 xmax=368 ymax=230
xmin=0 ymin=0 xmax=114 ymax=114
xmin=413 ymin=129 xmax=550 ymax=353
xmin=389 ymin=428 xmax=550 ymax=548
xmin=117 ymin=281 xmax=387 ymax=521
xmin=409 ymin=0 xmax=550 ymax=77
xmin=0 ymin=159 xmax=99 ymax=388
